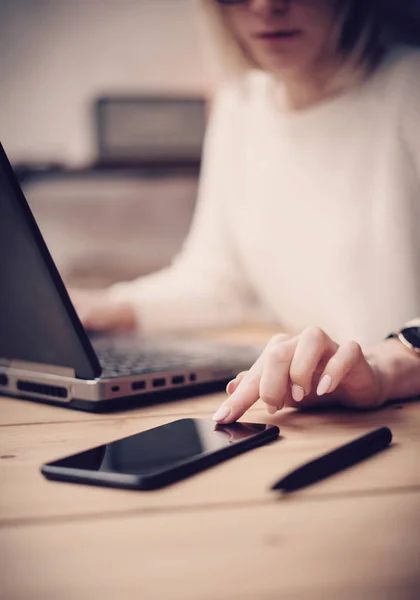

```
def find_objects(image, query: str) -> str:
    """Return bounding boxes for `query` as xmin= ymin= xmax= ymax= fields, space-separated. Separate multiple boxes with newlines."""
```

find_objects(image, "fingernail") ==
xmin=265 ymin=404 xmax=278 ymax=415
xmin=291 ymin=384 xmax=305 ymax=403
xmin=213 ymin=405 xmax=232 ymax=423
xmin=317 ymin=375 xmax=331 ymax=396
xmin=226 ymin=379 xmax=235 ymax=394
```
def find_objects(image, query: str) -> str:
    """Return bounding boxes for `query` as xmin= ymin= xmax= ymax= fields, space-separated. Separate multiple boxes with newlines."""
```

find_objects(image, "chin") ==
xmin=257 ymin=53 xmax=309 ymax=76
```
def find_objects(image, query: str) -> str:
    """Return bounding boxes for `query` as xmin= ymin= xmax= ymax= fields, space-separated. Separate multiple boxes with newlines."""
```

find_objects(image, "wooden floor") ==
xmin=1 ymin=328 xmax=419 ymax=600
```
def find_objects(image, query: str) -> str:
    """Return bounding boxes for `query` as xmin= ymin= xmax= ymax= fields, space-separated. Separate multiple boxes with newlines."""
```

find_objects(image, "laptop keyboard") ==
xmin=97 ymin=348 xmax=223 ymax=377
xmin=93 ymin=338 xmax=259 ymax=379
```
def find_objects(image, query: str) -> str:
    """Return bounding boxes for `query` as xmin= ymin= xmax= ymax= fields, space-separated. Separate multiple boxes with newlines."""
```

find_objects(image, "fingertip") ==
xmin=218 ymin=371 xmax=260 ymax=423
xmin=212 ymin=404 xmax=233 ymax=423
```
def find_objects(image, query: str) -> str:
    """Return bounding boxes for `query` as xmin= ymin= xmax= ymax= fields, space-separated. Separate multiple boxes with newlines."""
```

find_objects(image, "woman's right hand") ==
xmin=69 ymin=288 xmax=137 ymax=333
xmin=213 ymin=328 xmax=389 ymax=424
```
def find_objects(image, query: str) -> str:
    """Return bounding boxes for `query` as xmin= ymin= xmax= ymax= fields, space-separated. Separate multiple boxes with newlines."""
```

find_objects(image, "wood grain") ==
xmin=0 ymin=391 xmax=226 ymax=427
xmin=1 ymin=325 xmax=419 ymax=599
xmin=1 ymin=402 xmax=419 ymax=524
xmin=1 ymin=493 xmax=419 ymax=600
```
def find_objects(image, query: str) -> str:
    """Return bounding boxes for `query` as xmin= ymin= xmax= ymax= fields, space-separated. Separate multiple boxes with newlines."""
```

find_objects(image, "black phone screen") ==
xmin=42 ymin=419 xmax=279 ymax=489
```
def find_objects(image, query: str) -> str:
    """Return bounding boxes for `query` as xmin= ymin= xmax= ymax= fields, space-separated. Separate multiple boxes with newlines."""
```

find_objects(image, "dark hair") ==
xmin=338 ymin=0 xmax=420 ymax=64
xmin=337 ymin=1 xmax=381 ymax=65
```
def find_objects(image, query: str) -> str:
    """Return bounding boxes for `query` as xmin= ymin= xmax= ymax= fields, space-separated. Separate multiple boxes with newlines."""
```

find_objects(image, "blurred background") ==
xmin=2 ymin=1 xmax=420 ymax=291
xmin=0 ymin=0 xmax=208 ymax=288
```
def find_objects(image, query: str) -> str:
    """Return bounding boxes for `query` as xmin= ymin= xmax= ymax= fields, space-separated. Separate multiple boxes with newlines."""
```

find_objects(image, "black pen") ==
xmin=271 ymin=426 xmax=393 ymax=492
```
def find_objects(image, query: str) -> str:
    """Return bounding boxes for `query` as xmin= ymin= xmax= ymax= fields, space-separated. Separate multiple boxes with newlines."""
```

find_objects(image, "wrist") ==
xmin=366 ymin=339 xmax=420 ymax=402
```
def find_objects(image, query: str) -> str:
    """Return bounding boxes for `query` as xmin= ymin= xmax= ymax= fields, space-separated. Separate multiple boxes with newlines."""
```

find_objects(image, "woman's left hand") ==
xmin=212 ymin=327 xmax=388 ymax=424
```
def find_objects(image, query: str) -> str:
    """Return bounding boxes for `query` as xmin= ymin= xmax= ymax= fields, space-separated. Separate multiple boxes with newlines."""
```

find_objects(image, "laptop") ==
xmin=0 ymin=143 xmax=259 ymax=412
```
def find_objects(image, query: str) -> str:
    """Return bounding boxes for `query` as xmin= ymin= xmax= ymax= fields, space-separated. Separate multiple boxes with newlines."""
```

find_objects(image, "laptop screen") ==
xmin=0 ymin=144 xmax=101 ymax=379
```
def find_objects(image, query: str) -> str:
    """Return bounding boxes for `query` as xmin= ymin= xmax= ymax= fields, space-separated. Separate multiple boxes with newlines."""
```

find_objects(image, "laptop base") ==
xmin=2 ymin=379 xmax=230 ymax=413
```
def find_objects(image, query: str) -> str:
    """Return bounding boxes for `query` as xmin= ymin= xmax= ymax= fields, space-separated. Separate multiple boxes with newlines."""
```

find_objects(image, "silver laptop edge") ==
xmin=0 ymin=362 xmax=240 ymax=405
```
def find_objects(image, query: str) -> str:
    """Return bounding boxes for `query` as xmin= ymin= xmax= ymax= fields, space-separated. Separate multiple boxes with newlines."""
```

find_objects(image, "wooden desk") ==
xmin=1 ymin=328 xmax=419 ymax=600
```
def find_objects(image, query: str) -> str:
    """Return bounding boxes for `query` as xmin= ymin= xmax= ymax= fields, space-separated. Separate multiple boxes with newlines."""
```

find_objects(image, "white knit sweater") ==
xmin=109 ymin=47 xmax=420 ymax=348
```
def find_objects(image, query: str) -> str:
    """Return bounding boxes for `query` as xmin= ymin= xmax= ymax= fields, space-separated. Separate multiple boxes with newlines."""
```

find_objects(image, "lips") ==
xmin=255 ymin=30 xmax=301 ymax=39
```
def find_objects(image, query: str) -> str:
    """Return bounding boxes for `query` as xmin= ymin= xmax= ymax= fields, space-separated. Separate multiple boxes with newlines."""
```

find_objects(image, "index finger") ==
xmin=212 ymin=334 xmax=291 ymax=424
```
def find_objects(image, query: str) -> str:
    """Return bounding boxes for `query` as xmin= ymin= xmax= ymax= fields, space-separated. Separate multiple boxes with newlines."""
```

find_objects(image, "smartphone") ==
xmin=41 ymin=418 xmax=279 ymax=490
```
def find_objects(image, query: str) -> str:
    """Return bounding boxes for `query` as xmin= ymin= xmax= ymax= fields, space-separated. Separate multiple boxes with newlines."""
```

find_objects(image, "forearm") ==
xmin=105 ymin=84 xmax=250 ymax=334
xmin=367 ymin=339 xmax=420 ymax=402
xmin=107 ymin=266 xmax=256 ymax=333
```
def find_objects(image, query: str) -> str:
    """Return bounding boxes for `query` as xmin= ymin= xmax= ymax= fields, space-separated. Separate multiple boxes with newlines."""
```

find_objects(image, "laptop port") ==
xmin=189 ymin=373 xmax=197 ymax=382
xmin=0 ymin=373 xmax=8 ymax=386
xmin=152 ymin=377 xmax=166 ymax=388
xmin=132 ymin=380 xmax=146 ymax=391
xmin=171 ymin=375 xmax=185 ymax=385
xmin=111 ymin=385 xmax=120 ymax=392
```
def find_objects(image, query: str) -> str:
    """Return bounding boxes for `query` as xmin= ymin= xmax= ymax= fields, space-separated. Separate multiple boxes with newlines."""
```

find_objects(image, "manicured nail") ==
xmin=226 ymin=379 xmax=235 ymax=394
xmin=213 ymin=405 xmax=232 ymax=422
xmin=291 ymin=384 xmax=305 ymax=403
xmin=317 ymin=375 xmax=332 ymax=396
xmin=265 ymin=404 xmax=278 ymax=415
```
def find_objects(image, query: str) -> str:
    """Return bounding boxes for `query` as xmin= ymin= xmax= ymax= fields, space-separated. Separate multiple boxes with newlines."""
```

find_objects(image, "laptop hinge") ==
xmin=1 ymin=358 xmax=75 ymax=378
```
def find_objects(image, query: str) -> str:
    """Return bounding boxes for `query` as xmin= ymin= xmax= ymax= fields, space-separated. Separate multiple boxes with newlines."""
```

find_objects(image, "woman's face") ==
xmin=221 ymin=0 xmax=341 ymax=77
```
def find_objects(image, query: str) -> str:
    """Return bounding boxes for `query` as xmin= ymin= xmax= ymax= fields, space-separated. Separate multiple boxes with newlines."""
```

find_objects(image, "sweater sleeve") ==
xmin=400 ymin=50 xmax=420 ymax=175
xmin=400 ymin=50 xmax=420 ymax=322
xmin=107 ymin=84 xmax=258 ymax=333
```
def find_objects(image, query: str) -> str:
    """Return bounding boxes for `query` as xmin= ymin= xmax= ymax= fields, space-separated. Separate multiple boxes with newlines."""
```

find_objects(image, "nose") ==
xmin=248 ymin=0 xmax=290 ymax=18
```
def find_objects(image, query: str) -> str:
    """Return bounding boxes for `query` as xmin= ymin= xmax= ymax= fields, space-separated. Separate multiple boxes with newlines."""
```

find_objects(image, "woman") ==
xmin=73 ymin=0 xmax=420 ymax=424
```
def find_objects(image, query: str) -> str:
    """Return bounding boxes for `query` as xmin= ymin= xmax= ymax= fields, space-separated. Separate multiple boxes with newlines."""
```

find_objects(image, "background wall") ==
xmin=0 ymin=0 xmax=207 ymax=287
xmin=0 ymin=0 xmax=206 ymax=164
